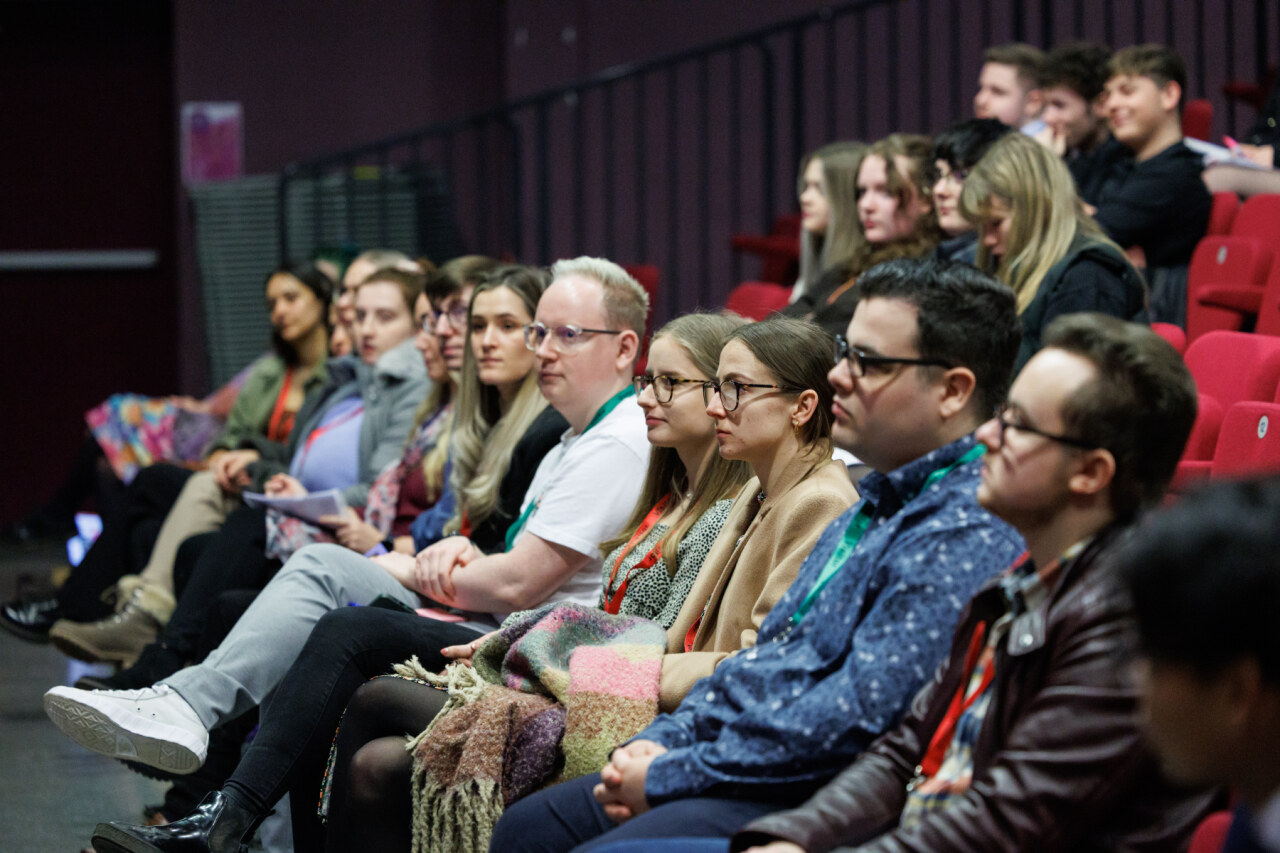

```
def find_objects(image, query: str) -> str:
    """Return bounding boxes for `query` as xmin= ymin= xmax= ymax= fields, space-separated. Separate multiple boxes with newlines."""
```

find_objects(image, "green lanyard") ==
xmin=503 ymin=385 xmax=636 ymax=552
xmin=787 ymin=444 xmax=986 ymax=627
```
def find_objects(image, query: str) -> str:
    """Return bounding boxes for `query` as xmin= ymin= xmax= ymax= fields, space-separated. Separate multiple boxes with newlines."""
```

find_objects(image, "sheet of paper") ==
xmin=243 ymin=489 xmax=348 ymax=525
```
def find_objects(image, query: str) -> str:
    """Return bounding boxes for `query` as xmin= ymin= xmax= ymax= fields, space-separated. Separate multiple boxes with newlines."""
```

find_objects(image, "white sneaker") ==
xmin=43 ymin=683 xmax=208 ymax=774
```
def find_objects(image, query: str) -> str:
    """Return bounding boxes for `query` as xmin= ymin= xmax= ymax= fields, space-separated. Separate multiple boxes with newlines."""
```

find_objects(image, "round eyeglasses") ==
xmin=524 ymin=322 xmax=622 ymax=352
xmin=422 ymin=302 xmax=468 ymax=333
xmin=833 ymin=334 xmax=952 ymax=377
xmin=701 ymin=379 xmax=803 ymax=412
xmin=633 ymin=374 xmax=703 ymax=403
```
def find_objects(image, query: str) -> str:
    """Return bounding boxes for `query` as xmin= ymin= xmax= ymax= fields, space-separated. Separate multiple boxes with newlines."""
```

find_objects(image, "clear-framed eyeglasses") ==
xmin=523 ymin=322 xmax=622 ymax=352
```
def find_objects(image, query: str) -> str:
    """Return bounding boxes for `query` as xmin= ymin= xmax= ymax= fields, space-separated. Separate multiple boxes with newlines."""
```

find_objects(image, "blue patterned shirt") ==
xmin=638 ymin=434 xmax=1026 ymax=805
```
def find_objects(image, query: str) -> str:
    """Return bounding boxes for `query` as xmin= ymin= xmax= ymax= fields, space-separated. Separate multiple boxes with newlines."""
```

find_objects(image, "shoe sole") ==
xmin=49 ymin=627 xmax=139 ymax=666
xmin=0 ymin=614 xmax=52 ymax=644
xmin=43 ymin=688 xmax=205 ymax=775
xmin=90 ymin=823 xmax=164 ymax=852
xmin=91 ymin=823 xmax=249 ymax=853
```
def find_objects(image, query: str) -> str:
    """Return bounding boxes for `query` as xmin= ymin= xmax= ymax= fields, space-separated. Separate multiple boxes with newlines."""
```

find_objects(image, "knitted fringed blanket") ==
xmin=399 ymin=603 xmax=667 ymax=853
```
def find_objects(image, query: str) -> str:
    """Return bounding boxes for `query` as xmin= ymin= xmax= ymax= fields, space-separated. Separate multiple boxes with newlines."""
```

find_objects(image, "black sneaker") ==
xmin=0 ymin=594 xmax=62 ymax=643
xmin=74 ymin=642 xmax=185 ymax=691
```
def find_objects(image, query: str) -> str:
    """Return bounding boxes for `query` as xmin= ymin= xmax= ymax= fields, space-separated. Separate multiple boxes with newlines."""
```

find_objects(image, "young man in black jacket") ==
xmin=1089 ymin=44 xmax=1211 ymax=327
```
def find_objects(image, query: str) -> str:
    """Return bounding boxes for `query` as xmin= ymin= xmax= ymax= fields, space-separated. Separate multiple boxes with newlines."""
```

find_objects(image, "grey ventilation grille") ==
xmin=190 ymin=167 xmax=458 ymax=386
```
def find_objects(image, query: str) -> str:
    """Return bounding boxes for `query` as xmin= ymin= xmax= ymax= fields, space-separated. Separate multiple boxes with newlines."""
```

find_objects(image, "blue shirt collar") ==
xmin=855 ymin=433 xmax=983 ymax=517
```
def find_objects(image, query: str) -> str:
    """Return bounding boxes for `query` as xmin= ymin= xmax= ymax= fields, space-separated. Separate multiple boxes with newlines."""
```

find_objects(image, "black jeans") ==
xmin=158 ymin=503 xmax=280 ymax=657
xmin=220 ymin=606 xmax=481 ymax=847
xmin=57 ymin=463 xmax=193 ymax=621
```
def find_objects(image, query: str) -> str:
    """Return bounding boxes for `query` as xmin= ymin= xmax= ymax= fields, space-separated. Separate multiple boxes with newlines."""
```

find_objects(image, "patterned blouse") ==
xmin=598 ymin=499 xmax=734 ymax=629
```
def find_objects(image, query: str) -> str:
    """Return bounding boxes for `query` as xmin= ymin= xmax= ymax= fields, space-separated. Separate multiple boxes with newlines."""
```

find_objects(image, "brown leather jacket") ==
xmin=733 ymin=526 xmax=1219 ymax=853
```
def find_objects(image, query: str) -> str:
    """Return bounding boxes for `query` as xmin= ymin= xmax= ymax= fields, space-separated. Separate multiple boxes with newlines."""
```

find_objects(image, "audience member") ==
xmin=1038 ymin=41 xmax=1115 ymax=181
xmin=648 ymin=314 xmax=1215 ymax=853
xmin=46 ymin=258 xmax=650 ymax=832
xmin=1123 ymin=476 xmax=1280 ymax=853
xmin=485 ymin=257 xmax=1025 ymax=850
xmin=784 ymin=135 xmax=941 ymax=336
xmin=0 ymin=263 xmax=333 ymax=646
xmin=1091 ymin=44 xmax=1212 ymax=327
xmin=792 ymin=142 xmax=867 ymax=305
xmin=930 ymin=118 xmax=1015 ymax=263
xmin=962 ymin=133 xmax=1147 ymax=372
xmin=47 ymin=266 xmax=429 ymax=678
xmin=1203 ymin=77 xmax=1280 ymax=199
xmin=973 ymin=43 xmax=1046 ymax=135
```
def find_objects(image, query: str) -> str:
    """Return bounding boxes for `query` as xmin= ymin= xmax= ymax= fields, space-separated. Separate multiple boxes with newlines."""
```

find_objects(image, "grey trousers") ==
xmin=161 ymin=543 xmax=420 ymax=729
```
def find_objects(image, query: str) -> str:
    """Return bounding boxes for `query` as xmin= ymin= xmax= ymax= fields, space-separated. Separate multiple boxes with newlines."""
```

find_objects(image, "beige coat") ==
xmin=659 ymin=453 xmax=858 ymax=710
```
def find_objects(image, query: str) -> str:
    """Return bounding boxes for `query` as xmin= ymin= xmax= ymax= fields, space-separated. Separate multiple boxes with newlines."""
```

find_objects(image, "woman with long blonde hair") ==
xmin=961 ymin=132 xmax=1147 ymax=371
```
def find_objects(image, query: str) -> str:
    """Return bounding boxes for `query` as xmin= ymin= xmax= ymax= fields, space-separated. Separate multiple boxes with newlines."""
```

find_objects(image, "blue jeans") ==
xmin=488 ymin=772 xmax=779 ymax=852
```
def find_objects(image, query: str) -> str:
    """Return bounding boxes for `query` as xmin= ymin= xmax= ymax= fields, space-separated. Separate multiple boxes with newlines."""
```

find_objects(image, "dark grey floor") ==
xmin=0 ymin=539 xmax=167 ymax=852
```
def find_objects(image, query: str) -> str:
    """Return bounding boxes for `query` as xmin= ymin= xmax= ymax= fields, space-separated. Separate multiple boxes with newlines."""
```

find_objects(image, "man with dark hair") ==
xmin=1089 ymin=43 xmax=1211 ymax=328
xmin=488 ymin=257 xmax=1026 ymax=850
xmin=1038 ymin=41 xmax=1115 ymax=174
xmin=930 ymin=118 xmax=1016 ymax=262
xmin=974 ymin=43 xmax=1046 ymax=134
xmin=1123 ymin=477 xmax=1280 ymax=853
xmin=709 ymin=313 xmax=1215 ymax=852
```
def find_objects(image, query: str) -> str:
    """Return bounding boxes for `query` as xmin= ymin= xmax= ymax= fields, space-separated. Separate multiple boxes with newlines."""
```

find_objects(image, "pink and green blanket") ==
xmin=396 ymin=602 xmax=667 ymax=853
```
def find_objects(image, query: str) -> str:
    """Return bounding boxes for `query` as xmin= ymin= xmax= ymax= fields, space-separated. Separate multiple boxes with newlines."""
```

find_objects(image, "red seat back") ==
xmin=1212 ymin=401 xmax=1280 ymax=477
xmin=1151 ymin=322 xmax=1187 ymax=355
xmin=725 ymin=282 xmax=791 ymax=321
xmin=1186 ymin=237 xmax=1273 ymax=342
xmin=1181 ymin=393 xmax=1224 ymax=462
xmin=1182 ymin=98 xmax=1213 ymax=141
xmin=1207 ymin=191 xmax=1240 ymax=236
xmin=1253 ymin=250 xmax=1280 ymax=338
xmin=1187 ymin=810 xmax=1233 ymax=853
xmin=1184 ymin=330 xmax=1280 ymax=408
xmin=1229 ymin=194 xmax=1280 ymax=245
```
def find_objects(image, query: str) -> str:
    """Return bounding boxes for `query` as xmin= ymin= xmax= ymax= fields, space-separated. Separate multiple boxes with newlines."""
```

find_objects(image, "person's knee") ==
xmin=346 ymin=738 xmax=410 ymax=807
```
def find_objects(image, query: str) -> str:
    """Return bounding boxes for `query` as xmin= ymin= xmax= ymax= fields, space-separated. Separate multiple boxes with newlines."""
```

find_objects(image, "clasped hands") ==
xmin=372 ymin=534 xmax=482 ymax=606
xmin=591 ymin=739 xmax=667 ymax=824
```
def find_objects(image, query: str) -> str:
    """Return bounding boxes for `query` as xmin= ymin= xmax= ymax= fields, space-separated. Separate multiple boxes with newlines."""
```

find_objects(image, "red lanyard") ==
xmin=603 ymin=494 xmax=671 ymax=615
xmin=265 ymin=368 xmax=296 ymax=443
xmin=918 ymin=619 xmax=996 ymax=778
xmin=459 ymin=511 xmax=472 ymax=539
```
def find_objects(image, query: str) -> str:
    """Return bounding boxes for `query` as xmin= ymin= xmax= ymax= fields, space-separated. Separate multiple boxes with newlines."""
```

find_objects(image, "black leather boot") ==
xmin=89 ymin=789 xmax=265 ymax=853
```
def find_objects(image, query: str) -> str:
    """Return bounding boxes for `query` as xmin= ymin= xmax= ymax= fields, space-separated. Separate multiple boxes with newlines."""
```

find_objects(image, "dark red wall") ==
xmin=0 ymin=2 xmax=177 ymax=523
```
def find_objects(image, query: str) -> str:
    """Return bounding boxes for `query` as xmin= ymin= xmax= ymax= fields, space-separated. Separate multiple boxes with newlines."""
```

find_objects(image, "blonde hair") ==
xmin=796 ymin=142 xmax=868 ymax=299
xmin=445 ymin=266 xmax=552 ymax=533
xmin=961 ymin=133 xmax=1125 ymax=312
xmin=598 ymin=312 xmax=753 ymax=571
xmin=549 ymin=256 xmax=650 ymax=338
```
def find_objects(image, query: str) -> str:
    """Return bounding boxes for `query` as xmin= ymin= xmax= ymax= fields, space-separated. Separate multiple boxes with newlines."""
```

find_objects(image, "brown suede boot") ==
xmin=48 ymin=575 xmax=174 ymax=667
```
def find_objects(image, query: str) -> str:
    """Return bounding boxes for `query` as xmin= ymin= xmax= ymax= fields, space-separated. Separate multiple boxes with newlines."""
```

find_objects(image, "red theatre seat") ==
xmin=1187 ymin=810 xmax=1233 ymax=853
xmin=725 ymin=282 xmax=791 ymax=321
xmin=1207 ymin=191 xmax=1240 ymax=236
xmin=1211 ymin=401 xmax=1280 ymax=477
xmin=1229 ymin=194 xmax=1280 ymax=244
xmin=1184 ymin=330 xmax=1280 ymax=409
xmin=1186 ymin=237 xmax=1273 ymax=342
xmin=1182 ymin=98 xmax=1213 ymax=141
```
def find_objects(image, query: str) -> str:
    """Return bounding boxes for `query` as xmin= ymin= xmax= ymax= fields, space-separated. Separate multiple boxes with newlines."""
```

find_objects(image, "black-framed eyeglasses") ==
xmin=992 ymin=403 xmax=1096 ymax=450
xmin=701 ymin=379 xmax=803 ymax=412
xmin=422 ymin=302 xmax=468 ymax=333
xmin=523 ymin=322 xmax=622 ymax=352
xmin=833 ymin=335 xmax=952 ymax=377
xmin=633 ymin=374 xmax=703 ymax=403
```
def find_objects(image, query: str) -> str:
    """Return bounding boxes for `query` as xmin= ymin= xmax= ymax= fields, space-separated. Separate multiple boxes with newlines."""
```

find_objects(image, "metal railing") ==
xmin=279 ymin=0 xmax=1275 ymax=325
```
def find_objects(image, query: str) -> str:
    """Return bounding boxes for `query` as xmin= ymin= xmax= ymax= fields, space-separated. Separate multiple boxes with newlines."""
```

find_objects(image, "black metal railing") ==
xmin=279 ymin=0 xmax=1275 ymax=325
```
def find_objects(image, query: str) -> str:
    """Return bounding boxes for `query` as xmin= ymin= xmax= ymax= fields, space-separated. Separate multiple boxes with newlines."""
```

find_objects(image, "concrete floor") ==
xmin=0 ymin=539 xmax=168 ymax=852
